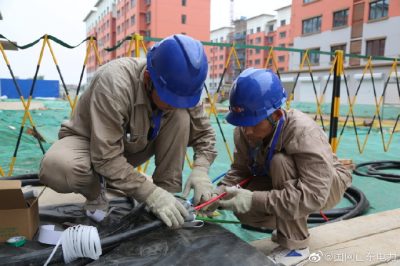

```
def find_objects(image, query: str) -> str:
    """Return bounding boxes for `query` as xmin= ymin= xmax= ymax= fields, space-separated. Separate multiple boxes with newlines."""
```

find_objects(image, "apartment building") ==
xmin=206 ymin=5 xmax=292 ymax=90
xmin=289 ymin=0 xmax=400 ymax=69
xmin=274 ymin=5 xmax=293 ymax=72
xmin=246 ymin=14 xmax=275 ymax=69
xmin=84 ymin=0 xmax=211 ymax=83
xmin=83 ymin=10 xmax=99 ymax=78
xmin=207 ymin=27 xmax=233 ymax=92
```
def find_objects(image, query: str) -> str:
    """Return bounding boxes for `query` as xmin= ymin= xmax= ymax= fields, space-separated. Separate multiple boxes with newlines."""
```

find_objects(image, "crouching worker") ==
xmin=214 ymin=68 xmax=352 ymax=265
xmin=39 ymin=34 xmax=217 ymax=227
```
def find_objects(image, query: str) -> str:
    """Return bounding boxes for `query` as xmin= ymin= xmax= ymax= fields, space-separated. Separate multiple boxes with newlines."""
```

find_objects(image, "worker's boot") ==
xmin=84 ymin=176 xmax=110 ymax=222
xmin=268 ymin=246 xmax=310 ymax=266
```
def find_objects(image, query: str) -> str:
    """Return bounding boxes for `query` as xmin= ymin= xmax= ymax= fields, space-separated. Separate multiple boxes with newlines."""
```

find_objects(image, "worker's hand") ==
xmin=182 ymin=166 xmax=213 ymax=205
xmin=145 ymin=187 xmax=189 ymax=228
xmin=219 ymin=186 xmax=253 ymax=214
xmin=196 ymin=185 xmax=225 ymax=217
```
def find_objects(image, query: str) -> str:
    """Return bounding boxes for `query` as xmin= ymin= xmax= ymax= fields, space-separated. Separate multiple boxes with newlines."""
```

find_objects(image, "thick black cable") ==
xmin=242 ymin=186 xmax=369 ymax=234
xmin=307 ymin=186 xmax=369 ymax=223
xmin=353 ymin=161 xmax=400 ymax=182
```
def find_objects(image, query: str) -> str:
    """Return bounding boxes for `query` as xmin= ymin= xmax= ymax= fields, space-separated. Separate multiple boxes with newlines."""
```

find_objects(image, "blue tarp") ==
xmin=0 ymin=78 xmax=59 ymax=98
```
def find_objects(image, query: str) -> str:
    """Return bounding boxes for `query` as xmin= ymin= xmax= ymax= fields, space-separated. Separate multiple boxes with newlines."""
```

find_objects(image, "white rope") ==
xmin=44 ymin=225 xmax=102 ymax=265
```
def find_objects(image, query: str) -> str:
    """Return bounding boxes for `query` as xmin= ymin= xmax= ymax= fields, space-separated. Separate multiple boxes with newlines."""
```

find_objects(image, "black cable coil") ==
xmin=353 ymin=160 xmax=400 ymax=182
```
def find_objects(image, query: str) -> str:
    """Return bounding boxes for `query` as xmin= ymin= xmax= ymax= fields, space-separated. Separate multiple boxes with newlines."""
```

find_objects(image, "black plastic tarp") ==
xmin=0 ymin=198 xmax=274 ymax=266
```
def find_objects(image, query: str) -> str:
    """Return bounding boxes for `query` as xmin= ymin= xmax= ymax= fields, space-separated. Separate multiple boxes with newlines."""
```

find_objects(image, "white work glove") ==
xmin=219 ymin=186 xmax=253 ymax=214
xmin=145 ymin=187 xmax=189 ymax=228
xmin=182 ymin=166 xmax=213 ymax=205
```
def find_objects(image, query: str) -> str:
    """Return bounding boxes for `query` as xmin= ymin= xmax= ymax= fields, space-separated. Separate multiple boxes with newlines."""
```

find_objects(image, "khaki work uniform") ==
xmin=221 ymin=109 xmax=352 ymax=249
xmin=39 ymin=58 xmax=217 ymax=202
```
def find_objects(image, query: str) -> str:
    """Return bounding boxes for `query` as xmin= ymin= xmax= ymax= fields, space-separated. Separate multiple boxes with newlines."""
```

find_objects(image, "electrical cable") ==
xmin=194 ymin=176 xmax=254 ymax=211
xmin=307 ymin=186 xmax=369 ymax=224
xmin=353 ymin=160 xmax=400 ymax=182
xmin=44 ymin=225 xmax=102 ymax=265
xmin=0 ymin=203 xmax=163 ymax=266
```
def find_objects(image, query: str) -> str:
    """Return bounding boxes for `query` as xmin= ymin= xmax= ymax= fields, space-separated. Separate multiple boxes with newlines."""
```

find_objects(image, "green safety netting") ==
xmin=0 ymin=99 xmax=399 ymax=242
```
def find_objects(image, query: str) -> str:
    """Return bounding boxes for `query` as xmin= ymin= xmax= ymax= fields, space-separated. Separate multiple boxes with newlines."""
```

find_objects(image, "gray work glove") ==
xmin=182 ymin=166 xmax=213 ymax=205
xmin=145 ymin=187 xmax=189 ymax=228
xmin=219 ymin=186 xmax=253 ymax=214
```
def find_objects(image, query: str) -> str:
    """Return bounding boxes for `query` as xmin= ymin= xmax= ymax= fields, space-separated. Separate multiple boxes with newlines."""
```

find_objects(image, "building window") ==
xmin=256 ymin=49 xmax=260 ymax=54
xmin=303 ymin=0 xmax=316 ymax=3
xmin=278 ymin=55 xmax=285 ymax=62
xmin=219 ymin=64 xmax=223 ymax=69
xmin=249 ymin=50 xmax=253 ymax=55
xmin=117 ymin=25 xmax=121 ymax=34
xmin=182 ymin=0 xmax=187 ymax=6
xmin=255 ymin=59 xmax=261 ymax=65
xmin=181 ymin=14 xmax=187 ymax=24
xmin=249 ymin=29 xmax=254 ymax=34
xmin=255 ymin=37 xmax=261 ymax=44
xmin=301 ymin=48 xmax=320 ymax=64
xmin=280 ymin=19 xmax=286 ymax=26
xmin=267 ymin=36 xmax=273 ymax=43
xmin=145 ymin=0 xmax=151 ymax=5
xmin=366 ymin=38 xmax=386 ymax=56
xmin=268 ymin=25 xmax=274 ymax=32
xmin=131 ymin=15 xmax=136 ymax=25
xmin=131 ymin=0 xmax=136 ymax=7
xmin=302 ymin=16 xmax=321 ymax=34
xmin=279 ymin=44 xmax=286 ymax=48
xmin=257 ymin=26 xmax=261 ymax=33
xmin=333 ymin=9 xmax=348 ymax=28
xmin=278 ymin=67 xmax=285 ymax=72
xmin=330 ymin=44 xmax=346 ymax=62
xmin=219 ymin=55 xmax=223 ymax=60
xmin=248 ymin=60 xmax=253 ymax=65
xmin=249 ymin=39 xmax=253 ymax=44
xmin=146 ymin=12 xmax=151 ymax=24
xmin=146 ymin=30 xmax=151 ymax=37
xmin=369 ymin=0 xmax=389 ymax=20
xmin=279 ymin=31 xmax=286 ymax=38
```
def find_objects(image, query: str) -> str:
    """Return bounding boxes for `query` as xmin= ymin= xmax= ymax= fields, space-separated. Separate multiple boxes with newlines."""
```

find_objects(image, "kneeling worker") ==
xmin=39 ymin=34 xmax=217 ymax=227
xmin=216 ymin=68 xmax=352 ymax=265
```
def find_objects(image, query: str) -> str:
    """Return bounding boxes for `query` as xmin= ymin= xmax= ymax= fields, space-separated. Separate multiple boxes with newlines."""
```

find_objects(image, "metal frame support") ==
xmin=329 ymin=50 xmax=344 ymax=152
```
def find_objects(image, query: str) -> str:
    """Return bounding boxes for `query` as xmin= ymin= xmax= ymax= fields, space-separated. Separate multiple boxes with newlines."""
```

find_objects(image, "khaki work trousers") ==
xmin=39 ymin=109 xmax=190 ymax=201
xmin=235 ymin=153 xmax=349 ymax=250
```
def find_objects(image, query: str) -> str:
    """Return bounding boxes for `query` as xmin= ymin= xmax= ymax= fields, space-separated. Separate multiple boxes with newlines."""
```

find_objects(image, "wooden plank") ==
xmin=252 ymin=209 xmax=400 ymax=259
xmin=309 ymin=228 xmax=400 ymax=265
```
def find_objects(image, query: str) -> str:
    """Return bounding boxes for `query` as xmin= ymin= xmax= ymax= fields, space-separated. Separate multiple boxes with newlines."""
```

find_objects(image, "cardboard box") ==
xmin=0 ymin=180 xmax=39 ymax=242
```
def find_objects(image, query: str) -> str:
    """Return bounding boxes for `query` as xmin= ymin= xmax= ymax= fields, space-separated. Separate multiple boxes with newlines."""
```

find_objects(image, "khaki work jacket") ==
xmin=222 ymin=109 xmax=352 ymax=220
xmin=59 ymin=58 xmax=217 ymax=199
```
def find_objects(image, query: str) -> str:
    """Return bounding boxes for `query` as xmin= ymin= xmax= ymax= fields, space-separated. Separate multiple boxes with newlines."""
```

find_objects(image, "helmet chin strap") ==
xmin=145 ymin=78 xmax=163 ymax=141
xmin=250 ymin=115 xmax=285 ymax=176
xmin=266 ymin=108 xmax=283 ymax=128
xmin=266 ymin=115 xmax=277 ymax=127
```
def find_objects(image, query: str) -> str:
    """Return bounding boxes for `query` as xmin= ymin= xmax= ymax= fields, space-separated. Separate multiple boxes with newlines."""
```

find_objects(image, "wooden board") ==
xmin=252 ymin=209 xmax=400 ymax=265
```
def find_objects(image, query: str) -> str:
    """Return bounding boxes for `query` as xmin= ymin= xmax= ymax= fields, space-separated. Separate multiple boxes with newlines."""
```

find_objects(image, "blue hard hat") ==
xmin=226 ymin=68 xmax=287 ymax=127
xmin=147 ymin=34 xmax=208 ymax=108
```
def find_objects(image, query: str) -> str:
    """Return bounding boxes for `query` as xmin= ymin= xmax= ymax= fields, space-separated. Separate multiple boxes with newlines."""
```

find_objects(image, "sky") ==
xmin=0 ymin=0 xmax=291 ymax=85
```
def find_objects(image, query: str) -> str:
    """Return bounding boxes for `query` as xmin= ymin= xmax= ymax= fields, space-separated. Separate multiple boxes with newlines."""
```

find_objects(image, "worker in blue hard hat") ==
xmin=210 ymin=68 xmax=352 ymax=265
xmin=39 ymin=34 xmax=217 ymax=228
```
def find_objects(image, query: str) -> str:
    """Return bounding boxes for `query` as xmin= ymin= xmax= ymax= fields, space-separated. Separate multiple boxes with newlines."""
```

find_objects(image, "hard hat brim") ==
xmin=225 ymin=111 xmax=267 ymax=127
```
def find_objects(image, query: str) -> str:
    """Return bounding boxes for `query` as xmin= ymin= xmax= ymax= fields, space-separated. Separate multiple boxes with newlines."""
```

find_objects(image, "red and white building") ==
xmin=84 ymin=0 xmax=211 ymax=83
